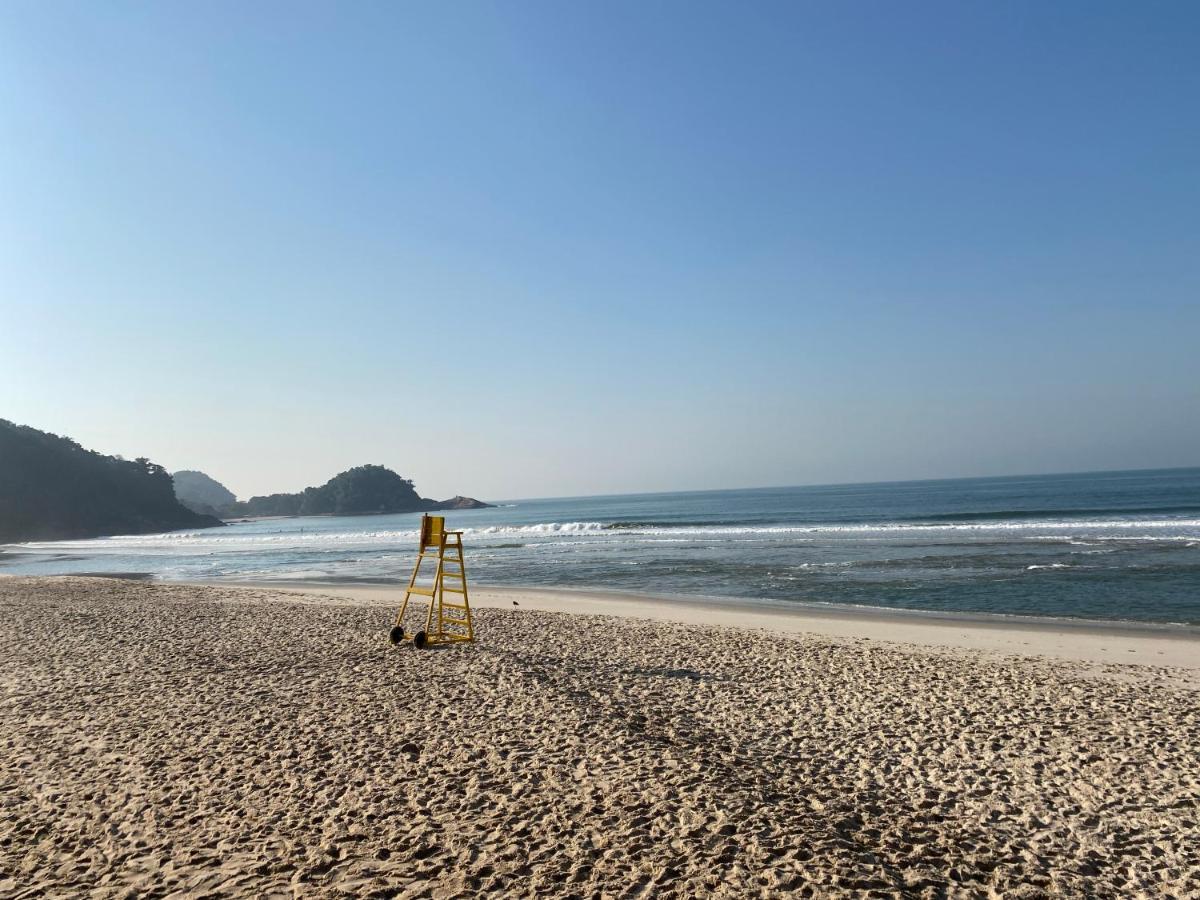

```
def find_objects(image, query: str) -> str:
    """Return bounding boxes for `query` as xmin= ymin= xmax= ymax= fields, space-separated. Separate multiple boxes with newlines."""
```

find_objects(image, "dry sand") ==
xmin=247 ymin=581 xmax=1200 ymax=673
xmin=1 ymin=576 xmax=1198 ymax=898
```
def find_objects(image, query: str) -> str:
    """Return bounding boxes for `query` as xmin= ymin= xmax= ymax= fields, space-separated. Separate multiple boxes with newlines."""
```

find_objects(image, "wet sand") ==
xmin=1 ymin=576 xmax=1197 ymax=897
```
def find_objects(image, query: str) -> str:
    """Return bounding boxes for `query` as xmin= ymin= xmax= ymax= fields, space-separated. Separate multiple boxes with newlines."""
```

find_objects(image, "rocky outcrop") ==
xmin=427 ymin=496 xmax=493 ymax=510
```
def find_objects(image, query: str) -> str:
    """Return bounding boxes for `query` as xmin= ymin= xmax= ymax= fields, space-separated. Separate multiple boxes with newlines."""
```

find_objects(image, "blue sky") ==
xmin=2 ymin=1 xmax=1197 ymax=501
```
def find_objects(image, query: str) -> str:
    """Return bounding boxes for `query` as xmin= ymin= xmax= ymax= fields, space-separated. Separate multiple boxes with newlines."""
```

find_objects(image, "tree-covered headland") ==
xmin=226 ymin=465 xmax=491 ymax=517
xmin=0 ymin=419 xmax=223 ymax=542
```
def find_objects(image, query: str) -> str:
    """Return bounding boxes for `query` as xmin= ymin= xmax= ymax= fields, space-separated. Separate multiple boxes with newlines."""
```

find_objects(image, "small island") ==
xmin=174 ymin=464 xmax=492 ymax=519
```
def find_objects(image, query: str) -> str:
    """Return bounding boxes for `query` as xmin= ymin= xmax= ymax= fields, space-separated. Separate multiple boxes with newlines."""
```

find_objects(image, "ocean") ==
xmin=4 ymin=467 xmax=1199 ymax=625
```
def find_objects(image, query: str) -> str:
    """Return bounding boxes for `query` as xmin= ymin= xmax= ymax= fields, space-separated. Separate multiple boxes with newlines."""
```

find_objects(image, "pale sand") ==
xmin=1 ymin=576 xmax=1198 ymax=898
xmin=240 ymin=580 xmax=1200 ymax=674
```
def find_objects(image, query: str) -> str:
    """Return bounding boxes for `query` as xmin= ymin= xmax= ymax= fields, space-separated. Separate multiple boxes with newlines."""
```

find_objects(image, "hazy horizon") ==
xmin=4 ymin=2 xmax=1198 ymax=501
xmin=17 ymin=416 xmax=1200 ymax=506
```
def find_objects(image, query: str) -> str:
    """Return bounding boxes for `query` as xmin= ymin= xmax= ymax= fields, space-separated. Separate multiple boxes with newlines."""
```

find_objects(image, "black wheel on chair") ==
xmin=388 ymin=625 xmax=404 ymax=645
xmin=413 ymin=630 xmax=428 ymax=649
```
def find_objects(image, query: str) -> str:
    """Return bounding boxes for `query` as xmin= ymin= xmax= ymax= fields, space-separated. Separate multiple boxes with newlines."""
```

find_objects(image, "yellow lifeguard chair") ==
xmin=389 ymin=515 xmax=475 ymax=649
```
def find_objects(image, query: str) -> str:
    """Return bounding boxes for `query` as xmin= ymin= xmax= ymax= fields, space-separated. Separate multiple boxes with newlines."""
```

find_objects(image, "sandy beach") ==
xmin=2 ymin=576 xmax=1198 ymax=898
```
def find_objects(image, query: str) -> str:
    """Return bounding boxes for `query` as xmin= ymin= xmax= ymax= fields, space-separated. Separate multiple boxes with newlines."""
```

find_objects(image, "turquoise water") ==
xmin=4 ymin=468 xmax=1200 ymax=624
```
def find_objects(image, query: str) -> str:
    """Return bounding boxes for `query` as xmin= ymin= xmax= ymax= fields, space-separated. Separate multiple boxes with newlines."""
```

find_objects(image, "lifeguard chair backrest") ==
xmin=419 ymin=514 xmax=445 ymax=550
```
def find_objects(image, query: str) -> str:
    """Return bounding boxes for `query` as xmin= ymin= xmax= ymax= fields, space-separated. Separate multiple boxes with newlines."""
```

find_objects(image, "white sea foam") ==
xmin=459 ymin=519 xmax=1200 ymax=538
xmin=13 ymin=517 xmax=1200 ymax=556
xmin=474 ymin=522 xmax=607 ymax=534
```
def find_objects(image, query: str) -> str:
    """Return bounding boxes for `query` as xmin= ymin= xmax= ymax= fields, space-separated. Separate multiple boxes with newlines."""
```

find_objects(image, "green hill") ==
xmin=227 ymin=465 xmax=492 ymax=517
xmin=0 ymin=419 xmax=223 ymax=543
xmin=231 ymin=465 xmax=426 ymax=517
xmin=172 ymin=470 xmax=238 ymax=517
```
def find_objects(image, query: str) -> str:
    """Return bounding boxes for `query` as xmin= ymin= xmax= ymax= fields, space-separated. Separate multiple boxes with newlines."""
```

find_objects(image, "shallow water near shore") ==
xmin=4 ymin=467 xmax=1200 ymax=624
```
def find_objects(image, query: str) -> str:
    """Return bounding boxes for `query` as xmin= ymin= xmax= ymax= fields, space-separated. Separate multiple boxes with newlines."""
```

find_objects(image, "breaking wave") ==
xmin=474 ymin=522 xmax=606 ymax=534
xmin=467 ymin=518 xmax=1200 ymax=537
xmin=13 ymin=515 xmax=1200 ymax=555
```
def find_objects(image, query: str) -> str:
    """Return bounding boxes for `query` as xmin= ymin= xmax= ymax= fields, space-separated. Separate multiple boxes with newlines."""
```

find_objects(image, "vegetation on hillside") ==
xmin=172 ymin=470 xmax=238 ymax=517
xmin=0 ymin=419 xmax=222 ymax=542
xmin=229 ymin=465 xmax=426 ymax=517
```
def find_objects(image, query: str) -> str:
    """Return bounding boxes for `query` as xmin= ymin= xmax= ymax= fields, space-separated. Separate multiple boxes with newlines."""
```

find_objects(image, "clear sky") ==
xmin=2 ymin=1 xmax=1197 ymax=502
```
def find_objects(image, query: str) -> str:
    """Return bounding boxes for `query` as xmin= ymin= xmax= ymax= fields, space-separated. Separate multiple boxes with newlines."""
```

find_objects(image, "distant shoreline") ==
xmin=220 ymin=510 xmax=437 ymax=524
xmin=178 ymin=577 xmax=1200 ymax=670
xmin=6 ymin=467 xmax=1197 ymax=628
xmin=4 ymin=562 xmax=1199 ymax=637
xmin=7 ymin=570 xmax=1198 ymax=667
xmin=189 ymin=576 xmax=1200 ymax=633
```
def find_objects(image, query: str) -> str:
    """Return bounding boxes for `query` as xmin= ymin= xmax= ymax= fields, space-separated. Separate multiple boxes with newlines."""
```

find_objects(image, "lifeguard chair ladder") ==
xmin=389 ymin=515 xmax=475 ymax=649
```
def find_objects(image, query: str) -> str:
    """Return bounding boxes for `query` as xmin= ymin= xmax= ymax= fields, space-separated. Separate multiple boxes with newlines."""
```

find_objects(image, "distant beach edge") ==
xmin=188 ymin=576 xmax=1200 ymax=671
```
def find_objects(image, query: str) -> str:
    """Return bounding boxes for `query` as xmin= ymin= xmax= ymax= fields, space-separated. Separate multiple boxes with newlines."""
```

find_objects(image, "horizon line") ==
xmin=490 ymin=464 xmax=1200 ymax=506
